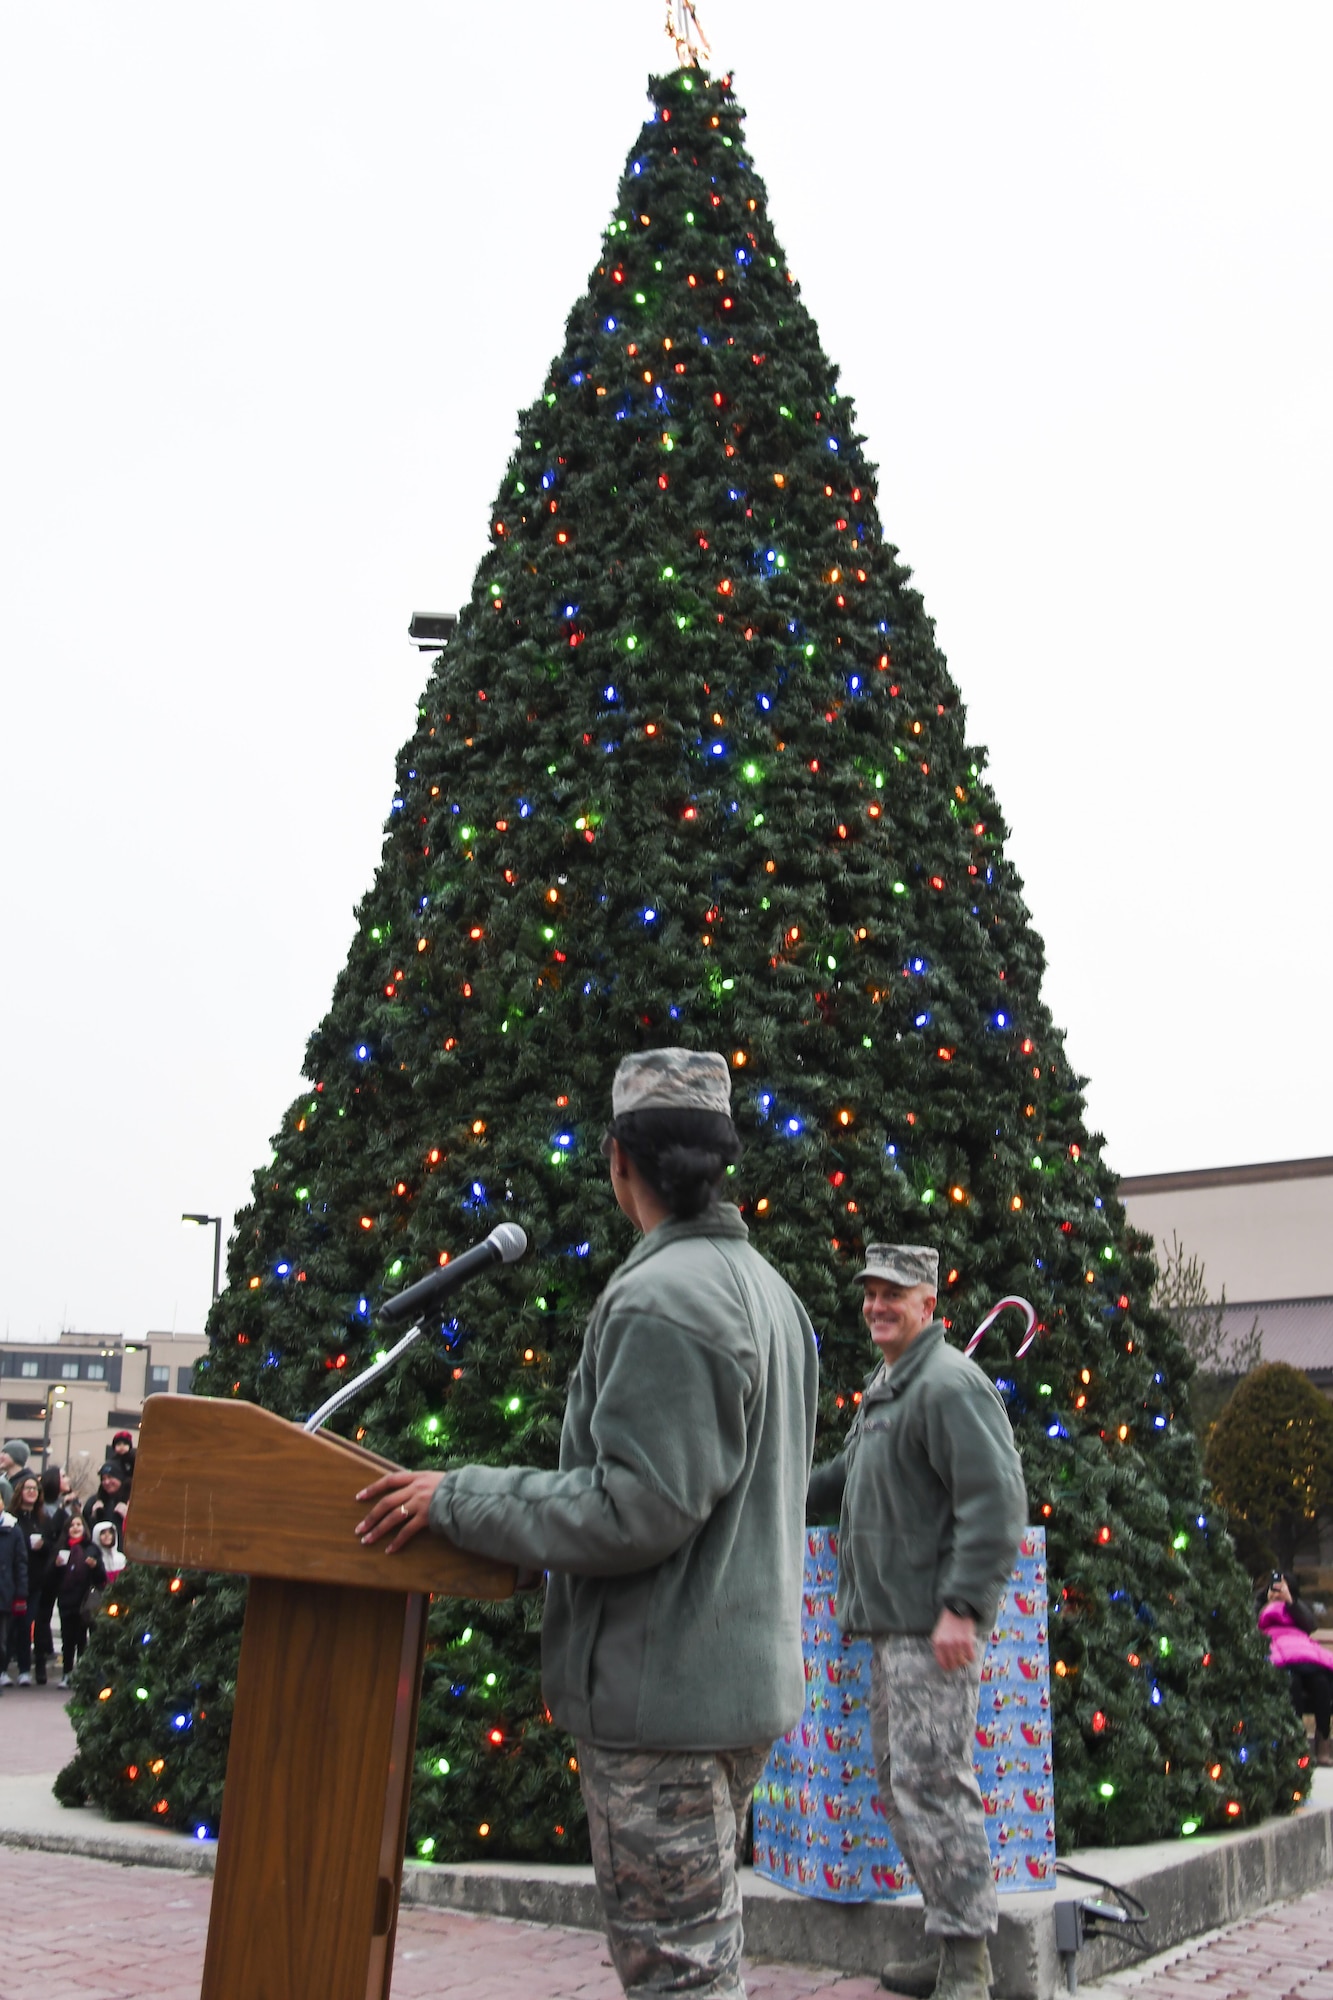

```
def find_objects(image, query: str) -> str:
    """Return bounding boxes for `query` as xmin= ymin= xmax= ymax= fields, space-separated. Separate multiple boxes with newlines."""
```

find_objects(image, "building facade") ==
xmin=0 ymin=1329 xmax=206 ymax=1492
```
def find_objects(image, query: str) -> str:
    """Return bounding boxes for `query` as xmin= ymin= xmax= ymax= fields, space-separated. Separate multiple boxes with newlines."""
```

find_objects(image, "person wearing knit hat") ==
xmin=356 ymin=1047 xmax=820 ymax=2000
xmin=807 ymin=1247 xmax=1027 ymax=2000
xmin=0 ymin=1440 xmax=31 ymax=1479
xmin=109 ymin=1430 xmax=136 ymax=1485
xmin=83 ymin=1463 xmax=129 ymax=1546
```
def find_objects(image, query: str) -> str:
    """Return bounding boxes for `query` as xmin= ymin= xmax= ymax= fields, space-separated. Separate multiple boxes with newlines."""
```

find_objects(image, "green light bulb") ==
xmin=1099 ymin=1783 xmax=1115 ymax=1799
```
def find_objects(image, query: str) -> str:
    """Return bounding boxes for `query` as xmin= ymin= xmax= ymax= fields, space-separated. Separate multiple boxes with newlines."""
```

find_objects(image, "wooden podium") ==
xmin=125 ymin=1395 xmax=515 ymax=2000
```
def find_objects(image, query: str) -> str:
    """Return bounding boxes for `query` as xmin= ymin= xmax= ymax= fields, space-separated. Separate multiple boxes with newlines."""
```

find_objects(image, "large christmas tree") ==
xmin=63 ymin=61 xmax=1302 ymax=1860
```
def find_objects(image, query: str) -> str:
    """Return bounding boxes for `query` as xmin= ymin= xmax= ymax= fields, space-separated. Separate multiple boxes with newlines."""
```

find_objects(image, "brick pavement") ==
xmin=1092 ymin=1886 xmax=1333 ymax=1999
xmin=0 ymin=1846 xmax=886 ymax=1999
xmin=10 ymin=1682 xmax=1333 ymax=1997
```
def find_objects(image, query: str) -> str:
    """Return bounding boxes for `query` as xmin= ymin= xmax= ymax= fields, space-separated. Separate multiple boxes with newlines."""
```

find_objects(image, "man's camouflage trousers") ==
xmin=577 ymin=1739 xmax=770 ymax=1996
xmin=869 ymin=1634 xmax=997 ymax=1939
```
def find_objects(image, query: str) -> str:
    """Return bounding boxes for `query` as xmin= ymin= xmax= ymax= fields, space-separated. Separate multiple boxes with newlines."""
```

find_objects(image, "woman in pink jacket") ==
xmin=1258 ymin=1573 xmax=1333 ymax=1766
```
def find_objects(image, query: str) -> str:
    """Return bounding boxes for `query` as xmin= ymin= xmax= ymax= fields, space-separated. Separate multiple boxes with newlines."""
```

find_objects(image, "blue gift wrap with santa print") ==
xmin=752 ymin=1527 xmax=1055 ymax=1902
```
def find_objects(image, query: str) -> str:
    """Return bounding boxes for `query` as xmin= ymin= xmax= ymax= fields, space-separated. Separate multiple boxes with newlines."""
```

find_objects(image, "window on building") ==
xmin=176 ymin=1367 xmax=195 ymax=1394
xmin=147 ymin=1365 xmax=171 ymax=1391
xmin=19 ymin=1360 xmax=38 ymax=1378
xmin=61 ymin=1363 xmax=79 ymax=1380
xmin=86 ymin=1362 xmax=106 ymax=1381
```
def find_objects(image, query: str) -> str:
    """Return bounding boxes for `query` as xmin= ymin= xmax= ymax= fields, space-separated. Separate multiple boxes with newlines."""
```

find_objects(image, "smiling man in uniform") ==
xmin=807 ymin=1245 xmax=1027 ymax=2000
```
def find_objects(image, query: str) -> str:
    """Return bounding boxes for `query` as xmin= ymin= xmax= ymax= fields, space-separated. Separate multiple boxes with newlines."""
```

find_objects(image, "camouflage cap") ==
xmin=611 ymin=1049 xmax=733 ymax=1119
xmin=856 ymin=1244 xmax=939 ymax=1291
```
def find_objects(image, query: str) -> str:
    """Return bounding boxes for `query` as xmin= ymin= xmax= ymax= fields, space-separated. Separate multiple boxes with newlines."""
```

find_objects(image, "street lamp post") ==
xmin=41 ymin=1384 xmax=67 ymax=1470
xmin=182 ymin=1212 xmax=223 ymax=1301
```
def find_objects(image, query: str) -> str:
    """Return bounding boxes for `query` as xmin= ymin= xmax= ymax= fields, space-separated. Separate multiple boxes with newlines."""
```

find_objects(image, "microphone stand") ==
xmin=303 ymin=1320 xmax=425 ymax=1435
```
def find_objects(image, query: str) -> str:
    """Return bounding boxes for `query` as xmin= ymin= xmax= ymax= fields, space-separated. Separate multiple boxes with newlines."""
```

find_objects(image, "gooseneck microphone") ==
xmin=376 ymin=1221 xmax=528 ymax=1327
xmin=303 ymin=1221 xmax=529 ymax=1433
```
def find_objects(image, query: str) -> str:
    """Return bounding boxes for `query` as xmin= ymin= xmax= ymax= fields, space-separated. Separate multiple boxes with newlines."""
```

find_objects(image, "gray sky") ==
xmin=2 ymin=2 xmax=1329 ymax=1342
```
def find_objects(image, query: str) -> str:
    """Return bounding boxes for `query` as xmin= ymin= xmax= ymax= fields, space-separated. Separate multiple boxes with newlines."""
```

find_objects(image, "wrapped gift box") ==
xmin=753 ymin=1527 xmax=1054 ymax=1902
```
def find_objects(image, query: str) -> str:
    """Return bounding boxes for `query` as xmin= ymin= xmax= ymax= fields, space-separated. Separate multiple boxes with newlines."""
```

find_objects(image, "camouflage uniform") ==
xmin=578 ymin=1739 xmax=770 ymax=1996
xmin=869 ymin=1636 xmax=996 ymax=1939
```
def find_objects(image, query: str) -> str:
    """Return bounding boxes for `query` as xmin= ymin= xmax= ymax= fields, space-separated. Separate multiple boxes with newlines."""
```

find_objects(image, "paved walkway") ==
xmin=8 ymin=1680 xmax=1333 ymax=1997
xmin=0 ymin=1681 xmax=880 ymax=1999
xmin=1091 ymin=1887 xmax=1333 ymax=1999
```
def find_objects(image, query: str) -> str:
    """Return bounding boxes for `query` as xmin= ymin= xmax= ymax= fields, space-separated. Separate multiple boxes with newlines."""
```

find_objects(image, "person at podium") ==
xmin=356 ymin=1048 xmax=820 ymax=2000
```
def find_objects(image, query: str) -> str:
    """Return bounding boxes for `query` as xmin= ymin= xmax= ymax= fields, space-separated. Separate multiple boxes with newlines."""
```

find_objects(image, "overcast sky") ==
xmin=2 ymin=2 xmax=1329 ymax=1342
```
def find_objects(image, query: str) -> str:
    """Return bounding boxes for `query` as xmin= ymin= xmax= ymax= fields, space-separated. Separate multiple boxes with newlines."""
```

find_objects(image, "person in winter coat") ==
xmin=33 ymin=1467 xmax=69 ymax=1683
xmin=355 ymin=1049 xmax=821 ymax=2000
xmin=3 ymin=1469 xmax=43 ymax=1683
xmin=1259 ymin=1572 xmax=1333 ymax=1766
xmin=84 ymin=1464 xmax=130 ymax=1544
xmin=54 ymin=1514 xmax=105 ymax=1686
xmin=0 ymin=1437 xmax=31 ymax=1482
xmin=0 ymin=1496 xmax=30 ymax=1695
xmin=807 ymin=1244 xmax=1028 ymax=2000
xmin=92 ymin=1520 xmax=127 ymax=1584
xmin=108 ymin=1430 xmax=136 ymax=1487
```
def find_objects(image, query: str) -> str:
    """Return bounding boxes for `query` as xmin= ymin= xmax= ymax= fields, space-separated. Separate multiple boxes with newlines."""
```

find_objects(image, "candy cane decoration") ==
xmin=964 ymin=1295 xmax=1038 ymax=1361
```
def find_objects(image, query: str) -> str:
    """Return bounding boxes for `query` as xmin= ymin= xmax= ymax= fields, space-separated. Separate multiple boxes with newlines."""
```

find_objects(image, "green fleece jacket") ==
xmin=429 ymin=1203 xmax=819 ymax=1749
xmin=806 ymin=1321 xmax=1027 ymax=1637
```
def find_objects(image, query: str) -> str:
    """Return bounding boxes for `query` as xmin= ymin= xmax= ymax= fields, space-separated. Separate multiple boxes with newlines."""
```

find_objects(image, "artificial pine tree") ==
xmin=62 ymin=62 xmax=1303 ymax=1859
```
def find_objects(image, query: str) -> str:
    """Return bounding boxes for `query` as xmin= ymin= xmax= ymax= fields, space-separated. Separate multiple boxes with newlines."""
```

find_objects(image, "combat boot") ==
xmin=879 ymin=1940 xmax=939 ymax=1996
xmin=931 ymin=1937 xmax=992 ymax=1999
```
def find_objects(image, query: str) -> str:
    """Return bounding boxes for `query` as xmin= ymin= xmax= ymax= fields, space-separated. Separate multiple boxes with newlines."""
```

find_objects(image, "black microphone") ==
xmin=376 ymin=1221 xmax=528 ymax=1327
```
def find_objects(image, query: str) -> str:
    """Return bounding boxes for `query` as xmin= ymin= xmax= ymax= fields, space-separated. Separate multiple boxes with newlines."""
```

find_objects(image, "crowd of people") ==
xmin=0 ymin=1430 xmax=135 ymax=1689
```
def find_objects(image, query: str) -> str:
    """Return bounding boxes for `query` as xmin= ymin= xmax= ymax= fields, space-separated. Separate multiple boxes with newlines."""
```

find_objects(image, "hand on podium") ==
xmin=355 ymin=1468 xmax=446 ymax=1553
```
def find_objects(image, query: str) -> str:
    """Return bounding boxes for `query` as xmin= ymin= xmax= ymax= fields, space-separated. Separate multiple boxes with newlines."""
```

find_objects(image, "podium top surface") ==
xmin=123 ymin=1396 xmax=514 ymax=1601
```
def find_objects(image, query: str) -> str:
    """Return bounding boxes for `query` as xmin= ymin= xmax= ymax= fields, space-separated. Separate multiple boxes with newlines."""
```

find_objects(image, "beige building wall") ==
xmin=1119 ymin=1159 xmax=1333 ymax=1303
xmin=0 ymin=1328 xmax=206 ymax=1496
